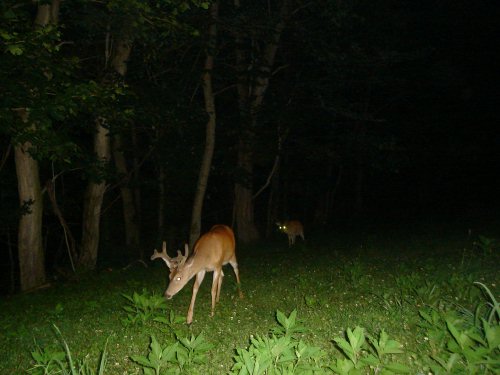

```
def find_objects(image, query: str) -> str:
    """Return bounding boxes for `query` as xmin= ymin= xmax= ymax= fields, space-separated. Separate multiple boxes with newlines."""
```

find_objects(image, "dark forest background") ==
xmin=1 ymin=0 xmax=499 ymax=294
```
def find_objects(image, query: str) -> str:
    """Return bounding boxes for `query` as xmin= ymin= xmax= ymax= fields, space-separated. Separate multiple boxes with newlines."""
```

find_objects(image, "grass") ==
xmin=0 ymin=225 xmax=498 ymax=374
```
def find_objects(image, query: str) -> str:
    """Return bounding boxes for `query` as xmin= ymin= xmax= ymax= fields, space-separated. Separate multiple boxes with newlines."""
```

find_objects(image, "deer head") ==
xmin=151 ymin=242 xmax=188 ymax=279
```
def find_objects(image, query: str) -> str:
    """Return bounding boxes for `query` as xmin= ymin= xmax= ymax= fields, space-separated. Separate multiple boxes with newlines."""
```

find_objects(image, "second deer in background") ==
xmin=277 ymin=220 xmax=305 ymax=246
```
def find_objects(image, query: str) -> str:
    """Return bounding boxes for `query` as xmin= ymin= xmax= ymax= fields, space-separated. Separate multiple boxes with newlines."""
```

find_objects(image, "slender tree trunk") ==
xmin=157 ymin=162 xmax=166 ymax=236
xmin=189 ymin=1 xmax=219 ymax=248
xmin=15 ymin=142 xmax=45 ymax=290
xmin=113 ymin=134 xmax=140 ymax=247
xmin=266 ymin=160 xmax=280 ymax=237
xmin=353 ymin=124 xmax=366 ymax=219
xmin=234 ymin=127 xmax=260 ymax=242
xmin=110 ymin=39 xmax=139 ymax=250
xmin=79 ymin=118 xmax=110 ymax=269
xmin=131 ymin=125 xmax=142 ymax=254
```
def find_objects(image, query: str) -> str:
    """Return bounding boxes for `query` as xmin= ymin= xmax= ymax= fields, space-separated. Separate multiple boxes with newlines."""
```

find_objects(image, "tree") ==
xmin=189 ymin=1 xmax=219 ymax=247
xmin=11 ymin=0 xmax=62 ymax=291
xmin=231 ymin=0 xmax=289 ymax=242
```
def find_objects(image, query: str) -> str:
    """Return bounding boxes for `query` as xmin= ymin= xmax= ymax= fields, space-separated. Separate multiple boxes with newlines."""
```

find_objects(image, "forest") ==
xmin=1 ymin=0 xmax=498 ymax=293
xmin=1 ymin=1 xmax=499 ymax=374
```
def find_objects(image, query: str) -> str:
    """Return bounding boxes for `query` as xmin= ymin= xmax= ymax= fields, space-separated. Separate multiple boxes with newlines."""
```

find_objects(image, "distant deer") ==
xmin=151 ymin=225 xmax=242 ymax=324
xmin=276 ymin=220 xmax=305 ymax=246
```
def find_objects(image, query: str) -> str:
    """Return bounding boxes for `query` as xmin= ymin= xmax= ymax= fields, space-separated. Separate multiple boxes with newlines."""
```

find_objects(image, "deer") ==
xmin=276 ymin=220 xmax=305 ymax=246
xmin=151 ymin=225 xmax=242 ymax=324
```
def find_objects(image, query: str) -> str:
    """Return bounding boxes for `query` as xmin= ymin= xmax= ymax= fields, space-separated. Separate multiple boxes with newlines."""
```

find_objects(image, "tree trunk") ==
xmin=113 ymin=134 xmax=140 ymax=247
xmin=157 ymin=162 xmax=166 ymax=236
xmin=79 ymin=118 xmax=110 ymax=269
xmin=232 ymin=0 xmax=288 ymax=242
xmin=234 ymin=128 xmax=260 ymax=242
xmin=13 ymin=0 xmax=61 ymax=291
xmin=15 ymin=142 xmax=45 ymax=291
xmin=79 ymin=35 xmax=132 ymax=269
xmin=189 ymin=1 xmax=218 ymax=248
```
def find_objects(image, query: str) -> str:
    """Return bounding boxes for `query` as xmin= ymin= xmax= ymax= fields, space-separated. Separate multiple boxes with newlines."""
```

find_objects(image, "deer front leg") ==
xmin=187 ymin=270 xmax=205 ymax=324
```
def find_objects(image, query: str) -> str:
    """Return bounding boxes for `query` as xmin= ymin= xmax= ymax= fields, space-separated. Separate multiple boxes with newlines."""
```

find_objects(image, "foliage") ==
xmin=122 ymin=289 xmax=168 ymax=326
xmin=473 ymin=235 xmax=499 ymax=256
xmin=419 ymin=283 xmax=500 ymax=374
xmin=29 ymin=325 xmax=108 ymax=375
xmin=3 ymin=233 xmax=497 ymax=374
xmin=231 ymin=310 xmax=325 ymax=375
xmin=130 ymin=333 xmax=213 ymax=374
xmin=330 ymin=327 xmax=410 ymax=374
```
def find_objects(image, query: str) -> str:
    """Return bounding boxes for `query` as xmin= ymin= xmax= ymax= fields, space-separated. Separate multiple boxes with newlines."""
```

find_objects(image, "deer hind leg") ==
xmin=211 ymin=269 xmax=222 ymax=317
xmin=187 ymin=270 xmax=205 ymax=324
xmin=215 ymin=269 xmax=224 ymax=303
xmin=229 ymin=259 xmax=243 ymax=299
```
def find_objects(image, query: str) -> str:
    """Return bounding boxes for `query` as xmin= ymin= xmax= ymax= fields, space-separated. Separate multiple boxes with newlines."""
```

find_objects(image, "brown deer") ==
xmin=151 ymin=225 xmax=242 ymax=324
xmin=276 ymin=220 xmax=305 ymax=246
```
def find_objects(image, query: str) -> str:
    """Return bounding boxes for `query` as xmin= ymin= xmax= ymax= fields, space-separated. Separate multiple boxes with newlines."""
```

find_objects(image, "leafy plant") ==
xmin=130 ymin=333 xmax=212 ymax=374
xmin=343 ymin=259 xmax=366 ymax=287
xmin=331 ymin=326 xmax=410 ymax=374
xmin=29 ymin=325 xmax=108 ymax=375
xmin=231 ymin=310 xmax=325 ymax=374
xmin=375 ymin=290 xmax=406 ymax=317
xmin=411 ymin=280 xmax=443 ymax=308
xmin=419 ymin=282 xmax=500 ymax=374
xmin=270 ymin=309 xmax=308 ymax=338
xmin=394 ymin=271 xmax=421 ymax=293
xmin=304 ymin=295 xmax=329 ymax=309
xmin=122 ymin=289 xmax=167 ymax=326
xmin=177 ymin=333 xmax=213 ymax=370
xmin=130 ymin=335 xmax=179 ymax=375
xmin=154 ymin=309 xmax=187 ymax=336
xmin=473 ymin=235 xmax=499 ymax=255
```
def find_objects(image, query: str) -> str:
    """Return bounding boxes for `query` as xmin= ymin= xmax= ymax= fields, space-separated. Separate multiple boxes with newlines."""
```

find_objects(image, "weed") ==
xmin=331 ymin=326 xmax=410 ymax=374
xmin=122 ymin=289 xmax=167 ymax=326
xmin=29 ymin=325 xmax=108 ymax=375
xmin=473 ymin=235 xmax=499 ymax=256
xmin=130 ymin=333 xmax=213 ymax=374
xmin=419 ymin=282 xmax=500 ymax=374
xmin=231 ymin=310 xmax=325 ymax=374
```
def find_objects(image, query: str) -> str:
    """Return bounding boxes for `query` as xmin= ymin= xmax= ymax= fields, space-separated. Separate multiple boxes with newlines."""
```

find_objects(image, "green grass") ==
xmin=0 ymin=227 xmax=498 ymax=374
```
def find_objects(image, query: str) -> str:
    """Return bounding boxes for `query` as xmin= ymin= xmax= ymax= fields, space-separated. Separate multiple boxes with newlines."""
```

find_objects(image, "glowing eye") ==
xmin=176 ymin=277 xmax=181 ymax=281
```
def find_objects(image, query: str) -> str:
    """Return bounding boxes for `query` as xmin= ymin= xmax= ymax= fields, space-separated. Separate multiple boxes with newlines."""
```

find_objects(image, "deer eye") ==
xmin=176 ymin=276 xmax=181 ymax=281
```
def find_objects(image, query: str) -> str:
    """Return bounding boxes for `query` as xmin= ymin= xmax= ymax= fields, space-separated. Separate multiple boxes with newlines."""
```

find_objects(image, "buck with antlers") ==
xmin=151 ymin=225 xmax=242 ymax=324
xmin=276 ymin=220 xmax=305 ymax=246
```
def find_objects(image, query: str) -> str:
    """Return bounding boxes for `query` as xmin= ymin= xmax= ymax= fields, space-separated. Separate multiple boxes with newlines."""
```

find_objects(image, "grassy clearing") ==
xmin=0 ymin=226 xmax=498 ymax=374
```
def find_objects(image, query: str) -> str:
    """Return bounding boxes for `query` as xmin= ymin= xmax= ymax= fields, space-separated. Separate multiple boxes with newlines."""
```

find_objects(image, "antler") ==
xmin=177 ymin=243 xmax=189 ymax=267
xmin=151 ymin=241 xmax=176 ymax=269
xmin=151 ymin=241 xmax=190 ymax=270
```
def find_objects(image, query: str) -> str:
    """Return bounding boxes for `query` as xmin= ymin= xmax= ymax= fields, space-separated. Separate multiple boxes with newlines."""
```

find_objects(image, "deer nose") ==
xmin=165 ymin=293 xmax=172 ymax=300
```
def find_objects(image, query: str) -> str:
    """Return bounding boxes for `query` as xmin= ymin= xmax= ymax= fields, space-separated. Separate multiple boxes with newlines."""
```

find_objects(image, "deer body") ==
xmin=277 ymin=220 xmax=305 ymax=246
xmin=152 ymin=225 xmax=242 ymax=324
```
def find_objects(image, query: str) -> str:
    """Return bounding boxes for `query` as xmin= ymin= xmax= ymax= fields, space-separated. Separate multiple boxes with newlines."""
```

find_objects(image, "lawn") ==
xmin=1 ymin=224 xmax=498 ymax=374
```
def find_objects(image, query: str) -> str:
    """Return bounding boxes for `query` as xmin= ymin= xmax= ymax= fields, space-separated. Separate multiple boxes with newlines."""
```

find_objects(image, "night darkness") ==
xmin=1 ymin=1 xmax=500 ymax=373
xmin=1 ymin=0 xmax=499 ymax=288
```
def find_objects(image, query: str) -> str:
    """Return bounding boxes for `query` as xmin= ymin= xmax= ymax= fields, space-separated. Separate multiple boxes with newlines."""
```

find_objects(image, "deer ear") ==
xmin=184 ymin=243 xmax=189 ymax=258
